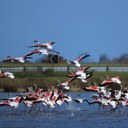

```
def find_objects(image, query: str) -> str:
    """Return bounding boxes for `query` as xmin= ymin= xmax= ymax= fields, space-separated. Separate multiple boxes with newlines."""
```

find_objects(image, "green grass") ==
xmin=0 ymin=70 xmax=128 ymax=92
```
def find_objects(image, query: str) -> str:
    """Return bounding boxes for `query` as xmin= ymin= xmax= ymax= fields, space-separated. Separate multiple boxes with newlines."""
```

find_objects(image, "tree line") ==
xmin=99 ymin=53 xmax=128 ymax=64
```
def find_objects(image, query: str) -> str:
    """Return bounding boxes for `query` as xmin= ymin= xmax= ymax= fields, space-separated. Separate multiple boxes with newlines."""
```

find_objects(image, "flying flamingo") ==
xmin=67 ymin=66 xmax=92 ymax=83
xmin=0 ymin=70 xmax=15 ymax=79
xmin=57 ymin=78 xmax=75 ymax=90
xmin=26 ymin=48 xmax=60 ymax=57
xmin=3 ymin=55 xmax=32 ymax=63
xmin=100 ymin=75 xmax=121 ymax=85
xmin=66 ymin=54 xmax=90 ymax=68
xmin=26 ymin=49 xmax=49 ymax=56
xmin=0 ymin=95 xmax=22 ymax=109
xmin=82 ymin=85 xmax=99 ymax=92
xmin=29 ymin=40 xmax=55 ymax=50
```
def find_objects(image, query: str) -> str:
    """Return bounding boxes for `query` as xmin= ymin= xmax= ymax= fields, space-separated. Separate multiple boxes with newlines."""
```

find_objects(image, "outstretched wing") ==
xmin=52 ymin=49 xmax=60 ymax=54
xmin=48 ymin=42 xmax=55 ymax=45
xmin=66 ymin=77 xmax=76 ymax=83
xmin=77 ymin=55 xmax=90 ymax=62
xmin=83 ymin=66 xmax=91 ymax=72
xmin=86 ymin=71 xmax=93 ymax=79
xmin=66 ymin=59 xmax=76 ymax=65
xmin=26 ymin=49 xmax=40 ymax=56
xmin=28 ymin=44 xmax=44 ymax=48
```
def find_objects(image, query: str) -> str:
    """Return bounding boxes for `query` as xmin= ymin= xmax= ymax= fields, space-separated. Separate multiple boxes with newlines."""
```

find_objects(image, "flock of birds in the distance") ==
xmin=2 ymin=40 xmax=60 ymax=63
xmin=0 ymin=40 xmax=127 ymax=114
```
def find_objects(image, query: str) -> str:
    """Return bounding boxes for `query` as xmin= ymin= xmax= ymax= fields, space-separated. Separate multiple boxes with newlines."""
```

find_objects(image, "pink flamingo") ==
xmin=66 ymin=55 xmax=90 ymax=68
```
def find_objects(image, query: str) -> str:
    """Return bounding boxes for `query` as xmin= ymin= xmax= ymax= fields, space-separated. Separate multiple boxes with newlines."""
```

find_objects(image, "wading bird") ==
xmin=66 ymin=54 xmax=90 ymax=68
xmin=67 ymin=66 xmax=92 ymax=83
xmin=0 ymin=95 xmax=23 ymax=109
xmin=3 ymin=55 xmax=32 ymax=63
xmin=100 ymin=76 xmax=121 ymax=85
xmin=0 ymin=70 xmax=15 ymax=79
xmin=29 ymin=40 xmax=55 ymax=50
xmin=57 ymin=78 xmax=75 ymax=90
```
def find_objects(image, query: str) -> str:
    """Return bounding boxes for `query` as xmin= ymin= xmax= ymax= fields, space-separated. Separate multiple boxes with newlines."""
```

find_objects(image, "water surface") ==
xmin=0 ymin=92 xmax=127 ymax=128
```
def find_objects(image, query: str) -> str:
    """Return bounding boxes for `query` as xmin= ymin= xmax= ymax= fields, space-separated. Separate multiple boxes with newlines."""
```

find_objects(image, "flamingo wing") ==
xmin=77 ymin=55 xmax=90 ymax=62
xmin=66 ymin=77 xmax=75 ymax=83
xmin=28 ymin=44 xmax=44 ymax=48
xmin=67 ymin=60 xmax=76 ymax=65
xmin=67 ymin=73 xmax=77 ymax=77
xmin=26 ymin=49 xmax=40 ymax=56
xmin=83 ymin=66 xmax=91 ymax=72
xmin=52 ymin=49 xmax=60 ymax=54
xmin=48 ymin=42 xmax=55 ymax=45
xmin=0 ymin=102 xmax=10 ymax=107
xmin=86 ymin=72 xmax=93 ymax=79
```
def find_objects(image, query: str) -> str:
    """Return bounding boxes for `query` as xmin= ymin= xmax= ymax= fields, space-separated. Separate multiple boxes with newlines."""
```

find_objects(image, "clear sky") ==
xmin=0 ymin=0 xmax=128 ymax=62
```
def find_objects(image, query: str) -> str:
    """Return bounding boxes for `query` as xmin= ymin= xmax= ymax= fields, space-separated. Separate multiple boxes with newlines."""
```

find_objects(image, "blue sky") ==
xmin=0 ymin=0 xmax=128 ymax=62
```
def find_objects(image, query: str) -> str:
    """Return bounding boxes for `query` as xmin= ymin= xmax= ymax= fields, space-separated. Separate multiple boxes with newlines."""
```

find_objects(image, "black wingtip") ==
xmin=28 ymin=46 xmax=35 ymax=48
xmin=86 ymin=54 xmax=90 ymax=57
xmin=34 ymin=40 xmax=38 ymax=43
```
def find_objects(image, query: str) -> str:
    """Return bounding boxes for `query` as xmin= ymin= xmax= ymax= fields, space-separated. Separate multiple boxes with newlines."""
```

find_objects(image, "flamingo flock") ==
xmin=2 ymin=40 xmax=60 ymax=63
xmin=0 ymin=40 xmax=127 ymax=114
xmin=0 ymin=78 xmax=127 ymax=113
xmin=0 ymin=85 xmax=72 ymax=112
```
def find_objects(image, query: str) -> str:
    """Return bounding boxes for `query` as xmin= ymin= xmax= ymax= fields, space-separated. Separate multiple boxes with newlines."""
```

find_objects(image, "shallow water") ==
xmin=0 ymin=92 xmax=128 ymax=128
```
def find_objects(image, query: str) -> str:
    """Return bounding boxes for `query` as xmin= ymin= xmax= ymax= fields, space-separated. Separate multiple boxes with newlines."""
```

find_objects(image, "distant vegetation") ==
xmin=0 ymin=70 xmax=128 ymax=92
xmin=99 ymin=53 xmax=128 ymax=64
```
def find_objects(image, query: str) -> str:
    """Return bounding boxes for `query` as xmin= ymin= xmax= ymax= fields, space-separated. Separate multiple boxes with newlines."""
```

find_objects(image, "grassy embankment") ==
xmin=0 ymin=63 xmax=128 ymax=92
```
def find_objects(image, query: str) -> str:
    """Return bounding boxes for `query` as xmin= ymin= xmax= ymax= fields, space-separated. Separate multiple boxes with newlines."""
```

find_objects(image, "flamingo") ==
xmin=81 ymin=84 xmax=99 ymax=92
xmin=66 ymin=54 xmax=90 ymax=68
xmin=0 ymin=70 xmax=15 ymax=79
xmin=81 ymin=82 xmax=99 ymax=91
xmin=107 ymin=99 xmax=118 ymax=112
xmin=57 ymin=78 xmax=75 ymax=90
xmin=100 ymin=76 xmax=121 ymax=85
xmin=3 ymin=55 xmax=32 ymax=63
xmin=27 ymin=48 xmax=60 ymax=57
xmin=22 ymin=100 xmax=33 ymax=108
xmin=117 ymin=99 xmax=128 ymax=107
xmin=55 ymin=93 xmax=66 ymax=106
xmin=26 ymin=49 xmax=49 ymax=56
xmin=98 ymin=86 xmax=106 ymax=95
xmin=49 ymin=88 xmax=59 ymax=107
xmin=29 ymin=41 xmax=55 ymax=49
xmin=83 ymin=98 xmax=110 ymax=110
xmin=111 ymin=76 xmax=121 ymax=84
xmin=113 ymin=90 xmax=122 ymax=100
xmin=67 ymin=66 xmax=92 ymax=83
xmin=40 ymin=90 xmax=54 ymax=108
xmin=28 ymin=40 xmax=42 ymax=48
xmin=0 ymin=95 xmax=22 ymax=109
